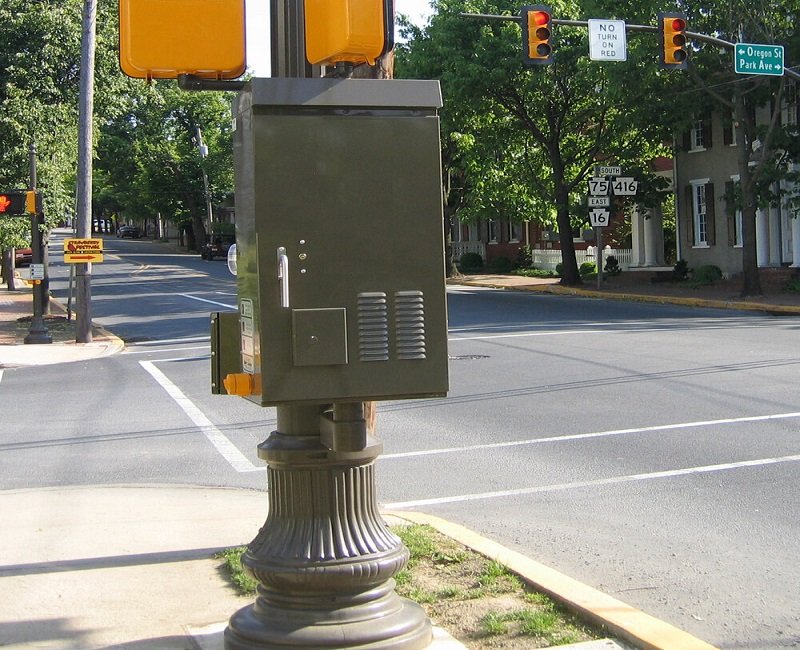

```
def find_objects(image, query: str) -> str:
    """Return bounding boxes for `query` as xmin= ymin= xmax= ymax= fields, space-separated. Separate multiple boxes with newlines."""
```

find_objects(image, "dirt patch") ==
xmin=394 ymin=525 xmax=601 ymax=649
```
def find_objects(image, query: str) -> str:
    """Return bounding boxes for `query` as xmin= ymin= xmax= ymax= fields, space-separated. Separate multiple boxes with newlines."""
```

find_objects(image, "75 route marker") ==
xmin=588 ymin=178 xmax=610 ymax=195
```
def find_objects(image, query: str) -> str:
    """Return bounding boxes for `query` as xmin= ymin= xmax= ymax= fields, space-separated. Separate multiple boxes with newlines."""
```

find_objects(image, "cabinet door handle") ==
xmin=277 ymin=246 xmax=289 ymax=308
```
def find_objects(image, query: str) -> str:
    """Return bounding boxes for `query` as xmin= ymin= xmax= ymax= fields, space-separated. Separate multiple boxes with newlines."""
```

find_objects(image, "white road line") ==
xmin=384 ymin=453 xmax=800 ymax=509
xmin=127 ymin=335 xmax=211 ymax=346
xmin=447 ymin=323 xmax=776 ymax=341
xmin=180 ymin=293 xmax=236 ymax=309
xmin=139 ymin=360 xmax=260 ymax=473
xmin=123 ymin=345 xmax=210 ymax=355
xmin=381 ymin=411 xmax=800 ymax=459
xmin=0 ymin=369 xmax=4 ymax=384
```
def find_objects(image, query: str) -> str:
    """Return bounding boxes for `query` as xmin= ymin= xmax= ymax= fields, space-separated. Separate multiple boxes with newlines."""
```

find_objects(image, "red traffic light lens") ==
xmin=0 ymin=195 xmax=10 ymax=212
xmin=532 ymin=10 xmax=550 ymax=26
xmin=671 ymin=18 xmax=686 ymax=31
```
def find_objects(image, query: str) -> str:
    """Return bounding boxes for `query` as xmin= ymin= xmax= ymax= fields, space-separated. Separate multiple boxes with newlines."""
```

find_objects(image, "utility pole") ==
xmin=75 ymin=0 xmax=97 ymax=343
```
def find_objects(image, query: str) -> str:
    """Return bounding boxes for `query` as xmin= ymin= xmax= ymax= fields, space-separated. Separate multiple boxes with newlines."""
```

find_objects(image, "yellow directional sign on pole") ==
xmin=64 ymin=238 xmax=104 ymax=263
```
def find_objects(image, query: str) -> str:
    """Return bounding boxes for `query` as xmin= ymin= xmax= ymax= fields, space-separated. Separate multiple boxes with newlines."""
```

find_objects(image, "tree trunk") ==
xmin=443 ymin=206 xmax=459 ymax=277
xmin=734 ymin=90 xmax=762 ymax=296
xmin=1 ymin=249 xmax=17 ymax=290
xmin=554 ymin=182 xmax=581 ymax=285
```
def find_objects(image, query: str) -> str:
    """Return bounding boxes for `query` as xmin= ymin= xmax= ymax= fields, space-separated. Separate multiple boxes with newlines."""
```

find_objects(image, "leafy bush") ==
xmin=785 ymin=277 xmax=800 ymax=293
xmin=515 ymin=245 xmax=533 ymax=269
xmin=459 ymin=252 xmax=483 ymax=272
xmin=691 ymin=264 xmax=723 ymax=285
xmin=511 ymin=268 xmax=559 ymax=278
xmin=604 ymin=255 xmax=621 ymax=276
xmin=673 ymin=259 xmax=689 ymax=281
xmin=579 ymin=261 xmax=597 ymax=277
xmin=489 ymin=256 xmax=513 ymax=273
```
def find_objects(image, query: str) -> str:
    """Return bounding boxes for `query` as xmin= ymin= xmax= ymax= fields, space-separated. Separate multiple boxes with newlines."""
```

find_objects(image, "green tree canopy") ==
xmin=397 ymin=0 xmax=677 ymax=284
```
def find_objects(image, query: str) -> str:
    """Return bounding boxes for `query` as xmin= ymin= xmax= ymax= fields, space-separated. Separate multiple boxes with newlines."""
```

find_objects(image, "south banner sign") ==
xmin=64 ymin=238 xmax=104 ymax=263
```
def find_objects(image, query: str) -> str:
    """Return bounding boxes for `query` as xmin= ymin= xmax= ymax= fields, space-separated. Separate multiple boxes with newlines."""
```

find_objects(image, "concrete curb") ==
xmin=388 ymin=511 xmax=720 ymax=650
xmin=454 ymin=279 xmax=800 ymax=315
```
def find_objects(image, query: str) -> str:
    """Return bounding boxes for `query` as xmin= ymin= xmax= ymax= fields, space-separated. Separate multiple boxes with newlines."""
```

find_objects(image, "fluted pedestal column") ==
xmin=225 ymin=404 xmax=431 ymax=649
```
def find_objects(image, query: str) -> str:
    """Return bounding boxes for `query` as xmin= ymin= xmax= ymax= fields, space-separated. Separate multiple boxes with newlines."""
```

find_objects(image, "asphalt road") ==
xmin=1 ymin=234 xmax=799 ymax=650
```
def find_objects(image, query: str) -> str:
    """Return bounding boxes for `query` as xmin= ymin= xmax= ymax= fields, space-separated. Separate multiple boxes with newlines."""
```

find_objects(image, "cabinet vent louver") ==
xmin=357 ymin=292 xmax=389 ymax=361
xmin=395 ymin=291 xmax=426 ymax=360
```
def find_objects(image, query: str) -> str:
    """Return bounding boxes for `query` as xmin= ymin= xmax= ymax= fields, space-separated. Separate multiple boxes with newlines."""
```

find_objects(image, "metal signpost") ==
xmin=588 ymin=167 xmax=638 ymax=289
xmin=734 ymin=43 xmax=784 ymax=76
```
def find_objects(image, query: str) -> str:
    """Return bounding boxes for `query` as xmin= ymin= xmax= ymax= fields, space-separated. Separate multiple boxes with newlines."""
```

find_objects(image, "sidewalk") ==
xmin=449 ymin=268 xmax=800 ymax=315
xmin=0 ymin=273 xmax=728 ymax=650
xmin=0 ymin=485 xmax=717 ymax=650
xmin=0 ymin=283 xmax=123 ymax=368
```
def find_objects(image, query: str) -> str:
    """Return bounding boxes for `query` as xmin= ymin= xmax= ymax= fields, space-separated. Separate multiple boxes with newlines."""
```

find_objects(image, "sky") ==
xmin=245 ymin=0 xmax=433 ymax=77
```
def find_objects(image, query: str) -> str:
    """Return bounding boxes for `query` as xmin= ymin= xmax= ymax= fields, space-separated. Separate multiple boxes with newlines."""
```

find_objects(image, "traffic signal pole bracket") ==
xmin=460 ymin=12 xmax=800 ymax=81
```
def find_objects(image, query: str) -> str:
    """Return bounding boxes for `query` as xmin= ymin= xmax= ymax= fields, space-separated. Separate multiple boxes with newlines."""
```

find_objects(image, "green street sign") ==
xmin=734 ymin=43 xmax=784 ymax=76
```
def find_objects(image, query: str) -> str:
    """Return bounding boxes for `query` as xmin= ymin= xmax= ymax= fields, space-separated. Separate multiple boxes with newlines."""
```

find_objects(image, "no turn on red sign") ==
xmin=64 ymin=238 xmax=104 ymax=263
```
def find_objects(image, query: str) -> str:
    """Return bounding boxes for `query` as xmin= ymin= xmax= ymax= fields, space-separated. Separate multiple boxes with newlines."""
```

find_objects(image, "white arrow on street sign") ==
xmin=589 ymin=208 xmax=610 ymax=227
xmin=612 ymin=177 xmax=638 ymax=196
xmin=588 ymin=19 xmax=627 ymax=62
xmin=588 ymin=196 xmax=610 ymax=207
xmin=588 ymin=178 xmax=610 ymax=195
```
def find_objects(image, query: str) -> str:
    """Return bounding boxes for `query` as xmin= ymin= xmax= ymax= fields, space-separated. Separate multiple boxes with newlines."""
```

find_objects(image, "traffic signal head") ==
xmin=659 ymin=12 xmax=688 ymax=69
xmin=0 ymin=190 xmax=38 ymax=215
xmin=521 ymin=5 xmax=553 ymax=66
xmin=304 ymin=0 xmax=394 ymax=66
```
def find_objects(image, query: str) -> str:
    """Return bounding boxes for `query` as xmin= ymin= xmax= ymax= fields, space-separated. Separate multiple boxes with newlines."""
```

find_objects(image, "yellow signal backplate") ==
xmin=119 ymin=0 xmax=246 ymax=80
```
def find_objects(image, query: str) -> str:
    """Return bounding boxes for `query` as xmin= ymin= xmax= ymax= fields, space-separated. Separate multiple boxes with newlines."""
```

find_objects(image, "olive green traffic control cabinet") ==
xmin=216 ymin=78 xmax=449 ymax=405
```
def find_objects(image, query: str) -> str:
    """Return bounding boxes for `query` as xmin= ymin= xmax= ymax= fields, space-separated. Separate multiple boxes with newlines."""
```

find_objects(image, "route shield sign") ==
xmin=589 ymin=208 xmax=610 ymax=227
xmin=734 ymin=43 xmax=784 ymax=76
xmin=64 ymin=238 xmax=104 ymax=263
xmin=588 ymin=178 xmax=610 ymax=195
xmin=611 ymin=177 xmax=638 ymax=196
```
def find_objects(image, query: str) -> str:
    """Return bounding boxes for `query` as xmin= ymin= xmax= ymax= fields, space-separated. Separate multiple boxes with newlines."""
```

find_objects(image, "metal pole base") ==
xmin=225 ymin=410 xmax=432 ymax=650
xmin=24 ymin=316 xmax=52 ymax=344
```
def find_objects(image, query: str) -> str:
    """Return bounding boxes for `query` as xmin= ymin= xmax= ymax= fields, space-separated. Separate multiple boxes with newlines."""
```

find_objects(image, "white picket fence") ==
xmin=452 ymin=241 xmax=632 ymax=271
xmin=532 ymin=247 xmax=632 ymax=271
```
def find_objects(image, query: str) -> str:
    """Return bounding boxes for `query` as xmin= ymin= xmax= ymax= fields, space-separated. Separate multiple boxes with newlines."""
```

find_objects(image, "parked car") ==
xmin=200 ymin=235 xmax=235 ymax=260
xmin=14 ymin=248 xmax=32 ymax=266
xmin=117 ymin=225 xmax=141 ymax=238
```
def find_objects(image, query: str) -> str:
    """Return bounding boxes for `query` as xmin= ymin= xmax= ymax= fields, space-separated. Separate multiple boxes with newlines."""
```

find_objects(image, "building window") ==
xmin=506 ymin=222 xmax=521 ymax=243
xmin=487 ymin=219 xmax=498 ymax=243
xmin=726 ymin=178 xmax=743 ymax=247
xmin=689 ymin=180 xmax=715 ymax=247
xmin=691 ymin=120 xmax=706 ymax=150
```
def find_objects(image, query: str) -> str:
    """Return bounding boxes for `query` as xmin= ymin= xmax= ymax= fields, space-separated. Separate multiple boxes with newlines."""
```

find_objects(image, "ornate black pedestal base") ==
xmin=225 ymin=406 xmax=432 ymax=649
